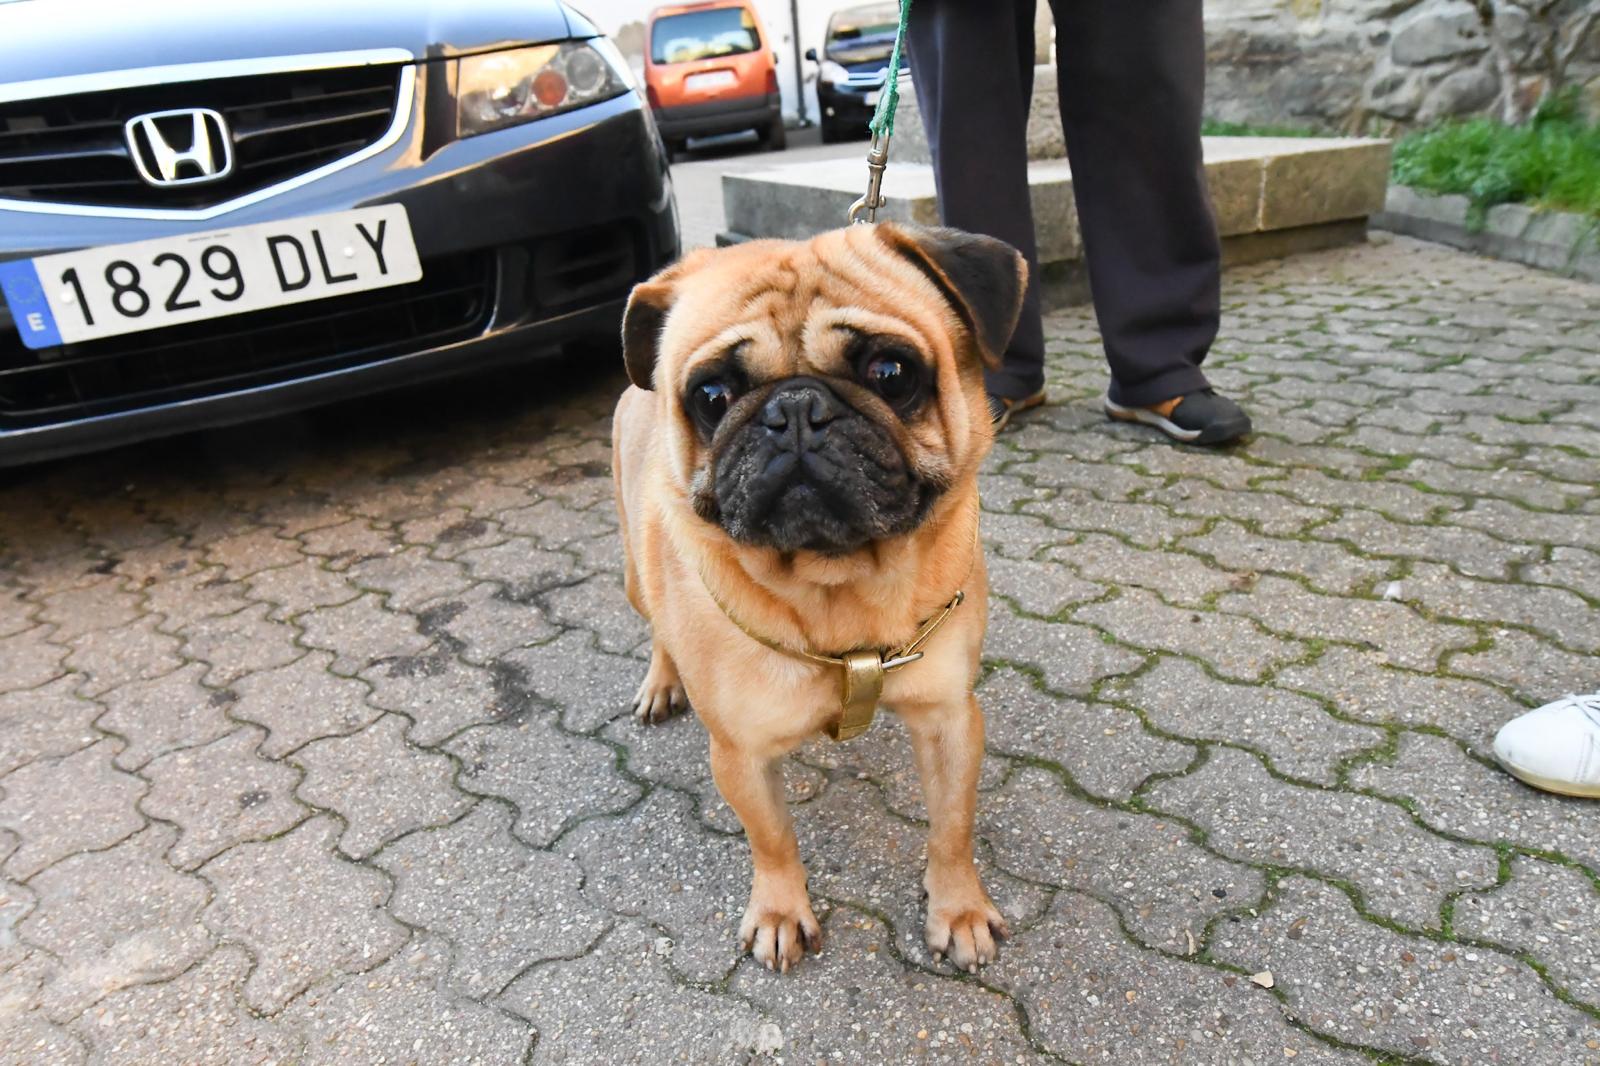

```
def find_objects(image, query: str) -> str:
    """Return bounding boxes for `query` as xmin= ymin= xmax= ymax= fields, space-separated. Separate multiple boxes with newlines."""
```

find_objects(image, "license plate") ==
xmin=0 ymin=204 xmax=421 ymax=350
xmin=685 ymin=70 xmax=737 ymax=92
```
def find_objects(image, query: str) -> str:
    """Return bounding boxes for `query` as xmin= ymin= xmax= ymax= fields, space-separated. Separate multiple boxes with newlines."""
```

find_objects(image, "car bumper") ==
xmin=0 ymin=70 xmax=679 ymax=467
xmin=819 ymin=84 xmax=878 ymax=128
xmin=652 ymin=92 xmax=780 ymax=139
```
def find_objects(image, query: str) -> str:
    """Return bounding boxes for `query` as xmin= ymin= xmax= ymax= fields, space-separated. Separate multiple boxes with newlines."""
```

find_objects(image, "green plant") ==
xmin=1390 ymin=92 xmax=1600 ymax=223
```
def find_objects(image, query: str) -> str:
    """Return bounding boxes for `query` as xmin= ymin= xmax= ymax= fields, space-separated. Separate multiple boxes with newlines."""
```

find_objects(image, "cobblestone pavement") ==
xmin=1 ymin=234 xmax=1598 ymax=1065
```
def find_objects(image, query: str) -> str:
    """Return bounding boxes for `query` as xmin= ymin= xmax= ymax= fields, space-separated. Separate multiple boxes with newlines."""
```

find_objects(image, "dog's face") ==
xmin=622 ymin=223 xmax=1026 ymax=557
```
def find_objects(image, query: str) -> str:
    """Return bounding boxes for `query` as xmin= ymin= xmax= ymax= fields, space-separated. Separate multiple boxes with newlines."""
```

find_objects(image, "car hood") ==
xmin=1 ymin=0 xmax=587 ymax=86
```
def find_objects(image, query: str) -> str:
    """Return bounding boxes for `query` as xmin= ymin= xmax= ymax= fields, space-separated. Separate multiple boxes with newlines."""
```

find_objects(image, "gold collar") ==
xmin=699 ymin=575 xmax=965 ymax=742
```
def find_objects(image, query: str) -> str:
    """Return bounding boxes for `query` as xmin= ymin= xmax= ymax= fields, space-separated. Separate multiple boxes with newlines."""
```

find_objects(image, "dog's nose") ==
xmin=761 ymin=379 xmax=841 ymax=435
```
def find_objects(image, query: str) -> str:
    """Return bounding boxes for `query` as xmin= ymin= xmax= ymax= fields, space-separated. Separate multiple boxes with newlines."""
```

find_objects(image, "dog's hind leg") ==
xmin=904 ymin=692 xmax=1008 ymax=972
xmin=631 ymin=642 xmax=687 ymax=724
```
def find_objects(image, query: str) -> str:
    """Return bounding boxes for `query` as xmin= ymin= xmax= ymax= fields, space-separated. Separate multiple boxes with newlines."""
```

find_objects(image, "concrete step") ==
xmin=720 ymin=136 xmax=1392 ymax=302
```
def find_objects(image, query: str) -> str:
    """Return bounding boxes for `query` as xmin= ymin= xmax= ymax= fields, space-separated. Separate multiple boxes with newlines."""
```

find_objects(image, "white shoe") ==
xmin=1493 ymin=692 xmax=1600 ymax=799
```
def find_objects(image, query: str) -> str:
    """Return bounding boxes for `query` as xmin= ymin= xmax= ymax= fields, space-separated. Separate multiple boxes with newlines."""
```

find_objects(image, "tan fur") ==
xmin=611 ymin=223 xmax=1018 ymax=973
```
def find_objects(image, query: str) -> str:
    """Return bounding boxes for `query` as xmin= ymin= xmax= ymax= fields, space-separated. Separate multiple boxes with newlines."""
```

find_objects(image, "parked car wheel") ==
xmin=760 ymin=115 xmax=786 ymax=151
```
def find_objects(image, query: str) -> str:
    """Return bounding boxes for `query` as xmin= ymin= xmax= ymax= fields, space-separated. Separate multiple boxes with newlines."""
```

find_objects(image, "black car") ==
xmin=806 ymin=3 xmax=905 ymax=144
xmin=0 ymin=0 xmax=680 ymax=466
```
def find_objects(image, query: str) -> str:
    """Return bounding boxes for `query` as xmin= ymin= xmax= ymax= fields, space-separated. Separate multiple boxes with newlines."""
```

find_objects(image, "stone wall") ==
xmin=1201 ymin=0 xmax=1600 ymax=130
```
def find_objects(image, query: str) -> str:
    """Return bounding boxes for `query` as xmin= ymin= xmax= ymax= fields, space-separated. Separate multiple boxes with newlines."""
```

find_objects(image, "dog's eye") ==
xmin=690 ymin=379 xmax=735 ymax=430
xmin=864 ymin=354 xmax=920 ymax=408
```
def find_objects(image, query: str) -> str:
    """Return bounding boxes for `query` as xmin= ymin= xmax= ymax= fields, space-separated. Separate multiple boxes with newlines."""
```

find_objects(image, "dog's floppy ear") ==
xmin=621 ymin=279 xmax=673 ymax=390
xmin=621 ymin=248 xmax=719 ymax=390
xmin=876 ymin=222 xmax=1027 ymax=369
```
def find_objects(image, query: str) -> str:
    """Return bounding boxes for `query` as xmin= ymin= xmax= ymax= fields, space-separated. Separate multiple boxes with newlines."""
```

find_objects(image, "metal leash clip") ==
xmin=846 ymin=129 xmax=892 ymax=225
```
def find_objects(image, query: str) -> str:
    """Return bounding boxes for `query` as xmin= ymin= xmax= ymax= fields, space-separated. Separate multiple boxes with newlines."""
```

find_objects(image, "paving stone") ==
xmin=1403 ymin=561 xmax=1600 ymax=654
xmin=241 ymin=557 xmax=360 ymax=621
xmin=398 ymin=507 xmax=510 ymax=561
xmin=200 ymin=815 xmax=407 ymax=1014
xmin=498 ymin=629 xmax=645 ymax=733
xmin=67 ymin=946 xmax=302 ymax=1065
xmin=500 ymin=920 xmax=767 ymax=1064
xmin=0 ymin=586 xmax=37 ymax=641
xmin=1041 ymin=532 xmax=1240 ymax=606
xmin=978 ymin=509 xmax=1071 ymax=560
xmin=60 ymin=614 xmax=184 ymax=699
xmin=0 ymin=675 xmax=102 ymax=776
xmin=1180 ymin=518 xmax=1396 ymax=595
xmin=22 ymin=825 xmax=212 ymax=1022
xmin=279 ymin=933 xmax=535 ymax=1065
xmin=1209 ymin=876 xmax=1600 ymax=1063
xmin=141 ymin=726 xmax=304 ymax=871
xmin=981 ymin=766 xmax=1263 ymax=954
xmin=1448 ymin=628 xmax=1599 ymax=706
xmin=540 ymin=573 xmax=651 ymax=655
xmin=1524 ymin=545 xmax=1600 ymax=603
xmin=139 ymin=565 xmax=252 ymax=635
xmin=446 ymin=715 xmax=641 ymax=847
xmin=1218 ymin=574 xmax=1478 ymax=672
xmin=297 ymin=591 xmax=430 ymax=675
xmin=1017 ymin=457 xmax=1158 ymax=500
xmin=454 ymin=537 xmax=590 ymax=600
xmin=345 ymin=545 xmax=474 ymax=613
xmin=1077 ymin=588 xmax=1305 ymax=682
xmin=1452 ymin=857 xmax=1600 ymax=1010
xmin=295 ymin=714 xmax=473 ymax=860
xmin=983 ymin=605 xmax=1146 ymax=695
xmin=177 ymin=602 xmax=302 ymax=688
xmin=1453 ymin=499 xmax=1600 ymax=551
xmin=229 ymin=651 xmax=381 ymax=758
xmin=0 ymin=625 xmax=68 ymax=694
xmin=34 ymin=579 xmax=141 ymax=644
xmin=1113 ymin=444 xmax=1266 ymax=490
xmin=1310 ymin=508 xmax=1536 ymax=580
xmin=202 ymin=526 xmax=304 ymax=581
xmin=978 ymin=667 xmax=1195 ymax=801
xmin=414 ymin=581 xmax=562 ymax=665
xmin=1147 ymin=747 xmax=1498 ymax=931
xmin=1394 ymin=459 xmax=1592 ymax=512
xmin=1106 ymin=658 xmax=1385 ymax=784
xmin=1020 ymin=493 xmax=1207 ymax=548
xmin=986 ymin=554 xmax=1107 ymax=618
xmin=729 ymin=907 xmax=1037 ymax=1062
xmin=497 ymin=499 xmax=617 ymax=548
xmin=986 ymin=890 xmax=1361 ymax=1064
xmin=296 ymin=517 xmax=395 ymax=568
xmin=0 ymin=740 xmax=146 ymax=881
xmin=93 ymin=662 xmax=234 ymax=772
xmin=561 ymin=789 xmax=750 ymax=985
xmin=1351 ymin=732 xmax=1600 ymax=873
xmin=1275 ymin=646 xmax=1524 ymax=754
xmin=374 ymin=803 xmax=607 ymax=999
xmin=1148 ymin=479 xmax=1334 ymax=536
xmin=359 ymin=646 xmax=503 ymax=747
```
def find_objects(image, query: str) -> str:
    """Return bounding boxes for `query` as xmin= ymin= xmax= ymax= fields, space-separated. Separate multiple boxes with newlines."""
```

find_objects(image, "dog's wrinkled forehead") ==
xmin=621 ymin=223 xmax=1026 ymax=393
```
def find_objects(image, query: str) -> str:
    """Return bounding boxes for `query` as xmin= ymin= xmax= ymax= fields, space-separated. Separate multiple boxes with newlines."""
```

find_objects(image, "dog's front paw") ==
xmin=925 ymin=878 xmax=1008 ymax=973
xmin=632 ymin=646 xmax=686 ymax=724
xmin=739 ymin=874 xmax=822 ymax=973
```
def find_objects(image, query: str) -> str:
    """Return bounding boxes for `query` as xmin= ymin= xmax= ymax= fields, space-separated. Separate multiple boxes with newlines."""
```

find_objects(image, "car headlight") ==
xmin=457 ymin=40 xmax=631 ymax=138
xmin=818 ymin=60 xmax=848 ymax=86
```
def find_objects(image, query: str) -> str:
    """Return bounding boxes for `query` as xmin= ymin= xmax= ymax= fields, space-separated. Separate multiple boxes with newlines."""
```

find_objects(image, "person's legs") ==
xmin=1048 ymin=0 xmax=1220 ymax=409
xmin=906 ymin=0 xmax=1045 ymax=404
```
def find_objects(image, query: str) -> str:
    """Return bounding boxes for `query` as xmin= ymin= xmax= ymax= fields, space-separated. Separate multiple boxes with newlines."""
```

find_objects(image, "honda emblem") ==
xmin=124 ymin=108 xmax=234 ymax=188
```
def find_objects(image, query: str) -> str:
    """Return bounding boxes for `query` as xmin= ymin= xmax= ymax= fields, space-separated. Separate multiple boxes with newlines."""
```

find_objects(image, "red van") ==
xmin=645 ymin=1 xmax=785 ymax=157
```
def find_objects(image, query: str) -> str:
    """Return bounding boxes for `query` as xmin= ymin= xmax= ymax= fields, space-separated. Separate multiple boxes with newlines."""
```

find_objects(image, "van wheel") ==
xmin=761 ymin=117 xmax=787 ymax=151
xmin=820 ymin=119 xmax=841 ymax=144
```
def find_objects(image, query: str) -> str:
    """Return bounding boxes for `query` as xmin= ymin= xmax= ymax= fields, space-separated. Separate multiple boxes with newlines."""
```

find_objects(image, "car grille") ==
xmin=0 ymin=251 xmax=492 ymax=428
xmin=0 ymin=64 xmax=405 ymax=210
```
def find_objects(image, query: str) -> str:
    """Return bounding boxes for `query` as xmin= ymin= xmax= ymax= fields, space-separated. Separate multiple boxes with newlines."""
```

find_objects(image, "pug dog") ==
xmin=611 ymin=221 xmax=1025 ymax=973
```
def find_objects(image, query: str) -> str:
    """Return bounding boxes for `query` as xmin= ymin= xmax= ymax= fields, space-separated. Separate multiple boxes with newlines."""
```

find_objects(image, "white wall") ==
xmin=569 ymin=0 xmax=849 ymax=124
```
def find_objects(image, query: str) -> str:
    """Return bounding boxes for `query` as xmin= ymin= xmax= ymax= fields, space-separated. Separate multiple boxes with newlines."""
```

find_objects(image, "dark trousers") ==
xmin=905 ymin=0 xmax=1220 ymax=406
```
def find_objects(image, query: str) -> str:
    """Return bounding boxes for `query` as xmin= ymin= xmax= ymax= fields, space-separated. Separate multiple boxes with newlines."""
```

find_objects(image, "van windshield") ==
xmin=651 ymin=8 xmax=761 ymax=64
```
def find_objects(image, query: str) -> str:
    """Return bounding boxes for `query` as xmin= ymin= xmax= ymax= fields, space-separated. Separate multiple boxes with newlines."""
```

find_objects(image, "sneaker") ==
xmin=1493 ymin=692 xmax=1600 ymax=799
xmin=988 ymin=389 xmax=1046 ymax=433
xmin=1104 ymin=388 xmax=1252 ymax=445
